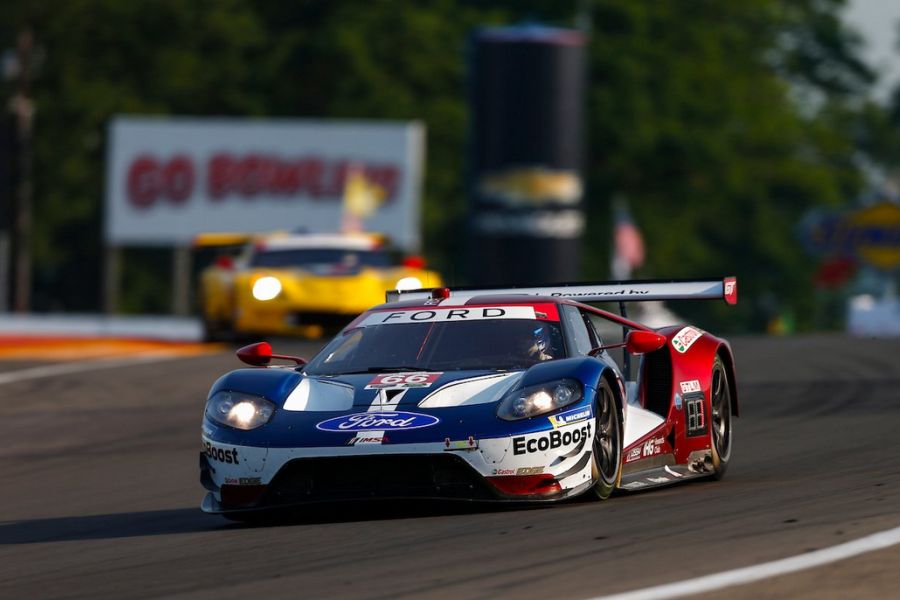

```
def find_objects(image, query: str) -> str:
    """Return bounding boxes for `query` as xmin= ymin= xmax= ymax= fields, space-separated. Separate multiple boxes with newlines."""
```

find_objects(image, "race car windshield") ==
xmin=304 ymin=319 xmax=566 ymax=375
xmin=250 ymin=249 xmax=392 ymax=270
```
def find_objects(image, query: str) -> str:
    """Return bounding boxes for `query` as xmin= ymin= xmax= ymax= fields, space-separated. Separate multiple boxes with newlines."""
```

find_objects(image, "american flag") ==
xmin=611 ymin=198 xmax=645 ymax=280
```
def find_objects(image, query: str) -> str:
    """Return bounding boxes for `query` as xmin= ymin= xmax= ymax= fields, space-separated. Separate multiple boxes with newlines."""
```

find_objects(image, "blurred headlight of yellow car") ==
xmin=395 ymin=276 xmax=424 ymax=291
xmin=252 ymin=276 xmax=282 ymax=301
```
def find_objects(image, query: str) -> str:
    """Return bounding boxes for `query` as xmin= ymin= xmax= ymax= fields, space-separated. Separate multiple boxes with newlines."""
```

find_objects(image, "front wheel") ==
xmin=198 ymin=291 xmax=233 ymax=342
xmin=590 ymin=379 xmax=623 ymax=500
xmin=201 ymin=316 xmax=231 ymax=342
xmin=709 ymin=356 xmax=733 ymax=479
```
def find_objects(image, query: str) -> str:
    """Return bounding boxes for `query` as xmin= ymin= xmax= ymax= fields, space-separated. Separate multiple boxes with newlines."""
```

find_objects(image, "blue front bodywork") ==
xmin=202 ymin=356 xmax=618 ymax=448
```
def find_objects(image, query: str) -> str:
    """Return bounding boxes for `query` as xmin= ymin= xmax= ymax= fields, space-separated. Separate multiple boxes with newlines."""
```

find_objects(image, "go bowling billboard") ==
xmin=104 ymin=116 xmax=425 ymax=250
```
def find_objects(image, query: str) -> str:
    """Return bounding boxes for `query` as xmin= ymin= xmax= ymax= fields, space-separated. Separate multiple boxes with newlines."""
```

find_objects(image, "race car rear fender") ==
xmin=715 ymin=341 xmax=739 ymax=418
xmin=653 ymin=325 xmax=738 ymax=465
xmin=656 ymin=325 xmax=738 ymax=417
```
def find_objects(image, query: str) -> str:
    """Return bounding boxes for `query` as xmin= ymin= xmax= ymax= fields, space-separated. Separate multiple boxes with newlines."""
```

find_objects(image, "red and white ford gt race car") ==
xmin=199 ymin=277 xmax=738 ymax=517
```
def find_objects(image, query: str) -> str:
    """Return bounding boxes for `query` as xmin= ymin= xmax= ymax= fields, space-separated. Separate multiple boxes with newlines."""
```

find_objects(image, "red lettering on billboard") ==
xmin=272 ymin=160 xmax=301 ymax=195
xmin=237 ymin=155 xmax=266 ymax=197
xmin=321 ymin=160 xmax=350 ymax=198
xmin=302 ymin=158 xmax=325 ymax=198
xmin=127 ymin=155 xmax=162 ymax=209
xmin=207 ymin=153 xmax=232 ymax=200
xmin=129 ymin=153 xmax=402 ymax=207
xmin=127 ymin=155 xmax=196 ymax=208
xmin=366 ymin=166 xmax=399 ymax=200
xmin=164 ymin=155 xmax=194 ymax=204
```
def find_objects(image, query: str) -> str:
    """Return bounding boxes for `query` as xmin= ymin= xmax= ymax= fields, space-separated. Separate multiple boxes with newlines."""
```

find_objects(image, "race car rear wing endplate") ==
xmin=387 ymin=277 xmax=738 ymax=305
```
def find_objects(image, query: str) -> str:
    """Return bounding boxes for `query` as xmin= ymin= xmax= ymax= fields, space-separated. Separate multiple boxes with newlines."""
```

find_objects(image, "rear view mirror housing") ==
xmin=237 ymin=342 xmax=273 ymax=366
xmin=215 ymin=255 xmax=235 ymax=270
xmin=236 ymin=342 xmax=307 ymax=366
xmin=624 ymin=330 xmax=667 ymax=355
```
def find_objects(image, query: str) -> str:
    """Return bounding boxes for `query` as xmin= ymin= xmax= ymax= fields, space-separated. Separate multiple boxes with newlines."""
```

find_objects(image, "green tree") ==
xmin=0 ymin=0 xmax=886 ymax=331
xmin=6 ymin=0 xmax=269 ymax=310
xmin=583 ymin=0 xmax=872 ymax=331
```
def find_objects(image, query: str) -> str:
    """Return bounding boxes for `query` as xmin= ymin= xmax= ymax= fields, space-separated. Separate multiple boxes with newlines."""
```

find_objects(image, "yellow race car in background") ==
xmin=196 ymin=232 xmax=442 ymax=340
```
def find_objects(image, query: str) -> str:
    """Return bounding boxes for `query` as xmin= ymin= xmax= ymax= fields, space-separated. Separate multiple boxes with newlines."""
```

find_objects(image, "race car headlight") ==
xmin=497 ymin=379 xmax=583 ymax=421
xmin=205 ymin=391 xmax=275 ymax=430
xmin=395 ymin=276 xmax=423 ymax=291
xmin=252 ymin=276 xmax=282 ymax=301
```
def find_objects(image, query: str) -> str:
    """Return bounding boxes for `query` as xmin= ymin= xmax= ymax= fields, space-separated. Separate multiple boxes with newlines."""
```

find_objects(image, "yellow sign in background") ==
xmin=847 ymin=203 xmax=900 ymax=270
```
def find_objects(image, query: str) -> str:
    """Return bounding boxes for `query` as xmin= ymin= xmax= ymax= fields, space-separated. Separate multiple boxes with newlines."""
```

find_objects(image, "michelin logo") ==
xmin=548 ymin=406 xmax=592 ymax=428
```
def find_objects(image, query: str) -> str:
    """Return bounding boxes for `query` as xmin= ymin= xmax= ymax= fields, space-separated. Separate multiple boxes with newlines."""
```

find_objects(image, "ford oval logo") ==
xmin=316 ymin=411 xmax=440 ymax=432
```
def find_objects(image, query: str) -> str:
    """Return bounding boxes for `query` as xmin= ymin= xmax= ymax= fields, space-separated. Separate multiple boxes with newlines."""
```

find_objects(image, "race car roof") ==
xmin=191 ymin=232 xmax=257 ymax=248
xmin=363 ymin=292 xmax=662 ymax=334
xmin=192 ymin=231 xmax=388 ymax=251
xmin=367 ymin=294 xmax=564 ymax=311
xmin=258 ymin=233 xmax=383 ymax=251
xmin=357 ymin=302 xmax=561 ymax=327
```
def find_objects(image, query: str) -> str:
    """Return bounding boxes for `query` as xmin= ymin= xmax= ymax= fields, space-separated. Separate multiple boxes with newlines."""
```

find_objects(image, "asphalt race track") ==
xmin=1 ymin=334 xmax=899 ymax=599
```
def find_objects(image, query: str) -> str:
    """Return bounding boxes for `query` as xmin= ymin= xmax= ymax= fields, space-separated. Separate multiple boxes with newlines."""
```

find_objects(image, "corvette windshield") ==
xmin=250 ymin=249 xmax=391 ymax=269
xmin=304 ymin=319 xmax=566 ymax=375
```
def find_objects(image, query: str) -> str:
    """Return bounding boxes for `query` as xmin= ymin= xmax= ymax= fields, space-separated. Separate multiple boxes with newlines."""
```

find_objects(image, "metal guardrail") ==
xmin=0 ymin=314 xmax=203 ymax=341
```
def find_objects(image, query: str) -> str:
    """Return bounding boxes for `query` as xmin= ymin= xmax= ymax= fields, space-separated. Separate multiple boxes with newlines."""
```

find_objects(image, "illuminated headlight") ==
xmin=205 ymin=391 xmax=275 ymax=430
xmin=497 ymin=379 xmax=583 ymax=420
xmin=252 ymin=276 xmax=282 ymax=301
xmin=395 ymin=276 xmax=423 ymax=291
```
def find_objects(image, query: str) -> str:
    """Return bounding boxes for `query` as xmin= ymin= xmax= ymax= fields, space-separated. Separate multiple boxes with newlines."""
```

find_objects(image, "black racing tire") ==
xmin=200 ymin=300 xmax=236 ymax=343
xmin=198 ymin=289 xmax=231 ymax=342
xmin=590 ymin=378 xmax=623 ymax=500
xmin=709 ymin=356 xmax=733 ymax=480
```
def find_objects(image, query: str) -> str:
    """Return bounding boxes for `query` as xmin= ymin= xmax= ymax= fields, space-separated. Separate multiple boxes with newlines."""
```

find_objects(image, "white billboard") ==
xmin=104 ymin=116 xmax=425 ymax=249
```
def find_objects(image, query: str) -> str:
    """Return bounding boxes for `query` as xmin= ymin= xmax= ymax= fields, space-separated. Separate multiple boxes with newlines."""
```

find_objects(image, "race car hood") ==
xmin=208 ymin=367 xmax=525 ymax=410
xmin=204 ymin=358 xmax=605 ymax=448
xmin=335 ymin=370 xmax=523 ymax=408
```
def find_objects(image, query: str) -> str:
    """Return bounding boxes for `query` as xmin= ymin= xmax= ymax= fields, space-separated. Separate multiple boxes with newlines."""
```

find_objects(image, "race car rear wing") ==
xmin=387 ymin=277 xmax=738 ymax=305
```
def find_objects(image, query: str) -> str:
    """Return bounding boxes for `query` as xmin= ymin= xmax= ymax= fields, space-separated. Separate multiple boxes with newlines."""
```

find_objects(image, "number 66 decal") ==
xmin=365 ymin=372 xmax=443 ymax=389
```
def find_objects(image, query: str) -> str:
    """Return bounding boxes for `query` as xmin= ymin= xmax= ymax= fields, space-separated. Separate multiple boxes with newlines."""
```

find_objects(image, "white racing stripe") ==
xmin=350 ymin=387 xmax=408 ymax=444
xmin=593 ymin=524 xmax=900 ymax=600
xmin=0 ymin=352 xmax=188 ymax=386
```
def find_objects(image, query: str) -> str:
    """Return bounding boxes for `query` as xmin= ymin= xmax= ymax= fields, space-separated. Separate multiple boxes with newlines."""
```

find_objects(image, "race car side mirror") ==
xmin=237 ymin=342 xmax=307 ymax=366
xmin=237 ymin=342 xmax=273 ymax=366
xmin=624 ymin=330 xmax=667 ymax=355
xmin=402 ymin=255 xmax=426 ymax=269
xmin=589 ymin=330 xmax=667 ymax=356
xmin=215 ymin=255 xmax=234 ymax=270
